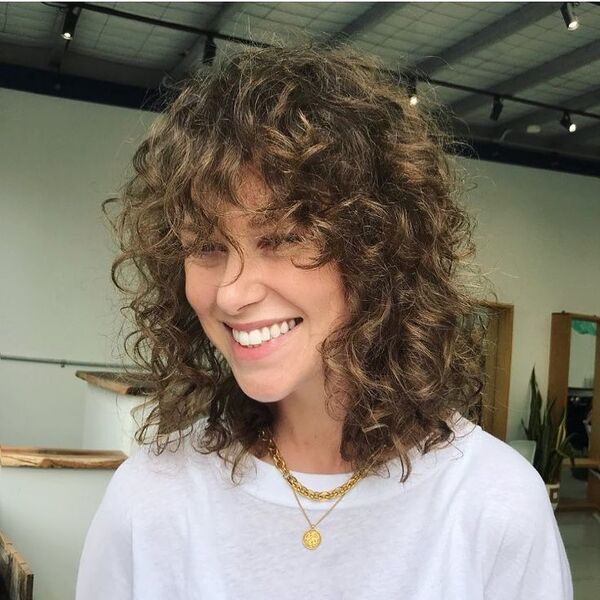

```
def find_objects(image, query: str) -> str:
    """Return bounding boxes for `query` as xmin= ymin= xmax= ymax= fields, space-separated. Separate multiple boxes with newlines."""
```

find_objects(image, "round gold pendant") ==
xmin=302 ymin=527 xmax=321 ymax=550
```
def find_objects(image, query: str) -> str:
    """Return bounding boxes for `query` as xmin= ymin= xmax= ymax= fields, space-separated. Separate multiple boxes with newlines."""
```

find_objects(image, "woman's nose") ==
xmin=215 ymin=251 xmax=268 ymax=313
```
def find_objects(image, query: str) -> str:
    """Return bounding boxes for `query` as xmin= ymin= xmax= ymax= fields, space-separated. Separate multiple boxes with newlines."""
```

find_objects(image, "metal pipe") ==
xmin=0 ymin=353 xmax=138 ymax=370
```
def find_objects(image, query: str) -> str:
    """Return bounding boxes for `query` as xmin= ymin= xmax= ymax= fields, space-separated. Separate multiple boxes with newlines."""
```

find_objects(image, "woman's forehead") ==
xmin=236 ymin=169 xmax=271 ymax=207
xmin=180 ymin=207 xmax=285 ymax=242
xmin=188 ymin=168 xmax=280 ymax=226
xmin=183 ymin=163 xmax=315 ymax=241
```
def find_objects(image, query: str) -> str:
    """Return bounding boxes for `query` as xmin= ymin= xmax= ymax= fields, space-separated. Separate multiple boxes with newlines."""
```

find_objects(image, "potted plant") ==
xmin=521 ymin=367 xmax=577 ymax=510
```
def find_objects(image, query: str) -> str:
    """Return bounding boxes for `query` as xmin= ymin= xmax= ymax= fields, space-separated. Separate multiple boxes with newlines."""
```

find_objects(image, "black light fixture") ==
xmin=203 ymin=35 xmax=217 ymax=65
xmin=406 ymin=75 xmax=418 ymax=106
xmin=490 ymin=96 xmax=503 ymax=121
xmin=560 ymin=111 xmax=577 ymax=133
xmin=560 ymin=3 xmax=579 ymax=31
xmin=61 ymin=6 xmax=79 ymax=40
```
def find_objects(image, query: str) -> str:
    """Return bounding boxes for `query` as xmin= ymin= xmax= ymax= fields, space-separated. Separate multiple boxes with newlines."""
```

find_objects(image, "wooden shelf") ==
xmin=562 ymin=457 xmax=600 ymax=469
xmin=557 ymin=497 xmax=600 ymax=512
xmin=75 ymin=370 xmax=155 ymax=396
xmin=0 ymin=446 xmax=127 ymax=469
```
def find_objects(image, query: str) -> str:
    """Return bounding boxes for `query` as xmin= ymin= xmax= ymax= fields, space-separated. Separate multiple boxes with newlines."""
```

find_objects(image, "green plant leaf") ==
xmin=524 ymin=367 xmax=577 ymax=483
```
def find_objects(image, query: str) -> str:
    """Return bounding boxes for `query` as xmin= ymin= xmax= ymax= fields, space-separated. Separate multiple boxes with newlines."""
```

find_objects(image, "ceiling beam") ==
xmin=331 ymin=2 xmax=406 ymax=40
xmin=0 ymin=62 xmax=161 ymax=110
xmin=451 ymin=120 xmax=600 ymax=171
xmin=3 ymin=61 xmax=597 ymax=175
xmin=167 ymin=39 xmax=208 ymax=81
xmin=450 ymin=38 xmax=600 ymax=117
xmin=416 ymin=3 xmax=559 ymax=75
xmin=491 ymin=85 xmax=600 ymax=137
xmin=0 ymin=40 xmax=163 ymax=88
xmin=167 ymin=2 xmax=241 ymax=81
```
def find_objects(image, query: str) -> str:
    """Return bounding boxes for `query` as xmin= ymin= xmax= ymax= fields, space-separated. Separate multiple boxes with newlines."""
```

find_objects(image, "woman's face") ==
xmin=183 ymin=172 xmax=348 ymax=404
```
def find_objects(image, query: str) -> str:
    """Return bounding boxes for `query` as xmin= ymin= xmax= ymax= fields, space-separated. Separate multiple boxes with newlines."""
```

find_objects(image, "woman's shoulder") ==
xmin=472 ymin=426 xmax=546 ymax=492
xmin=448 ymin=416 xmax=552 ymax=519
xmin=429 ymin=412 xmax=548 ymax=507
xmin=109 ymin=428 xmax=212 ymax=495
xmin=128 ymin=428 xmax=213 ymax=476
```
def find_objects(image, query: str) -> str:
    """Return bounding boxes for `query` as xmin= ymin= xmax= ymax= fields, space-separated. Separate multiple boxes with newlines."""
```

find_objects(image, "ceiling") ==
xmin=1 ymin=1 xmax=599 ymax=176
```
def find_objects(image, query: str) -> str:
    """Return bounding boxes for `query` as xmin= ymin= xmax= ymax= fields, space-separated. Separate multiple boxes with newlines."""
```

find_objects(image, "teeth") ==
xmin=233 ymin=318 xmax=299 ymax=347
xmin=248 ymin=330 xmax=262 ymax=345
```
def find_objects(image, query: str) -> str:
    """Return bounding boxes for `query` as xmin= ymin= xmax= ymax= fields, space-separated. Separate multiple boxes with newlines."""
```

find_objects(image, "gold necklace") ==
xmin=264 ymin=431 xmax=372 ymax=500
xmin=262 ymin=428 xmax=383 ymax=549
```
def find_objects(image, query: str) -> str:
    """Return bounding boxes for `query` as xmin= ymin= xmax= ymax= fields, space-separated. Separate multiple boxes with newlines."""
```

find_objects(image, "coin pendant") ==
xmin=303 ymin=527 xmax=321 ymax=550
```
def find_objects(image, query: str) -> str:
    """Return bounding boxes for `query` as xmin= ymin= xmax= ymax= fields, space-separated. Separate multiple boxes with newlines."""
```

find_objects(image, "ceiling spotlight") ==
xmin=560 ymin=3 xmax=579 ymax=31
xmin=490 ymin=96 xmax=503 ymax=121
xmin=406 ymin=76 xmax=418 ymax=106
xmin=203 ymin=35 xmax=217 ymax=65
xmin=61 ymin=6 xmax=79 ymax=40
xmin=560 ymin=111 xmax=577 ymax=133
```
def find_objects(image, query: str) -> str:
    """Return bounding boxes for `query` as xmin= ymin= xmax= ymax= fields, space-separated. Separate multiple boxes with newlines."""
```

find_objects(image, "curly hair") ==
xmin=104 ymin=41 xmax=493 ymax=484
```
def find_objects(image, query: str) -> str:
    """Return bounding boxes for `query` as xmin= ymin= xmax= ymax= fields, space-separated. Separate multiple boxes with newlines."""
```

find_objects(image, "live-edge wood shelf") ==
xmin=0 ymin=446 xmax=127 ymax=469
xmin=75 ymin=370 xmax=155 ymax=396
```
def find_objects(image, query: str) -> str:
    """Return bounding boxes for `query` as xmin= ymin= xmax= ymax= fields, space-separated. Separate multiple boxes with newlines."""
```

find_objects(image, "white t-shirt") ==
xmin=75 ymin=413 xmax=573 ymax=599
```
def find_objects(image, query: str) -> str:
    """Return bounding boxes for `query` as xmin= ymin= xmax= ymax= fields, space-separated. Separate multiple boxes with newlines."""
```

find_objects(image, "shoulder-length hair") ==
xmin=105 ymin=41 xmax=492 ymax=483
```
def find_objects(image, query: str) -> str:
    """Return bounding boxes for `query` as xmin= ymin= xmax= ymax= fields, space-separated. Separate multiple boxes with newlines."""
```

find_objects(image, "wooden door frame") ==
xmin=479 ymin=301 xmax=514 ymax=441
xmin=548 ymin=311 xmax=600 ymax=511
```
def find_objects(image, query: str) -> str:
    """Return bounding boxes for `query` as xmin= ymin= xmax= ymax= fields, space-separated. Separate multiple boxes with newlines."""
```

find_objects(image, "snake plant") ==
xmin=521 ymin=367 xmax=576 ymax=484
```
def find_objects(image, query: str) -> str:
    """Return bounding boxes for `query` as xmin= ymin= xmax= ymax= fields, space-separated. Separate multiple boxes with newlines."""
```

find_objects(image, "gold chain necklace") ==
xmin=261 ymin=428 xmax=383 ymax=549
xmin=264 ymin=431 xmax=372 ymax=500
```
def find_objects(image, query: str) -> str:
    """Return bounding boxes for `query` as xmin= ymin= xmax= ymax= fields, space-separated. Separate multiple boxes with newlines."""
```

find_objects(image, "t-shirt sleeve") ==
xmin=75 ymin=457 xmax=136 ymax=600
xmin=483 ymin=465 xmax=573 ymax=600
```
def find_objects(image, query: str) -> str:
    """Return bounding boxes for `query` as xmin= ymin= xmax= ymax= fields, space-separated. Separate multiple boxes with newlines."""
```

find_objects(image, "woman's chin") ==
xmin=235 ymin=379 xmax=290 ymax=405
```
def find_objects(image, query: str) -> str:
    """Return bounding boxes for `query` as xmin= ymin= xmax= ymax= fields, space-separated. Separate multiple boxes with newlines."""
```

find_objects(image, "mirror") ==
xmin=563 ymin=319 xmax=597 ymax=502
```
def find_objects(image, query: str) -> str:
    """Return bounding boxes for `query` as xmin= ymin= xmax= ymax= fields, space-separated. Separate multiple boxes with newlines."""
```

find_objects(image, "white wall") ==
xmin=0 ymin=463 xmax=117 ymax=600
xmin=1 ymin=87 xmax=599 ymax=448
xmin=462 ymin=159 xmax=600 ymax=439
xmin=0 ymin=87 xmax=153 ymax=447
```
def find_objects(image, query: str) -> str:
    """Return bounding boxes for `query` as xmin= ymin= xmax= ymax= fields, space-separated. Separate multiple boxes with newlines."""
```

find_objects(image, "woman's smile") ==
xmin=224 ymin=317 xmax=303 ymax=361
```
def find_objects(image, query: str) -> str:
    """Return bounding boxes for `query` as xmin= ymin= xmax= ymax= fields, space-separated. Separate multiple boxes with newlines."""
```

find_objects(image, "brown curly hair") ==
xmin=104 ymin=41 xmax=493 ymax=484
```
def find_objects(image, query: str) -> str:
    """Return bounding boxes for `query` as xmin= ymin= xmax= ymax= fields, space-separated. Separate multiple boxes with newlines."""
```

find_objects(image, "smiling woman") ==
xmin=76 ymin=41 xmax=573 ymax=600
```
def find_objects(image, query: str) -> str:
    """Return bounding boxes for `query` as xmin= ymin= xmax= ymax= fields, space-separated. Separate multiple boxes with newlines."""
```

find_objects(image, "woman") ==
xmin=76 ymin=43 xmax=572 ymax=599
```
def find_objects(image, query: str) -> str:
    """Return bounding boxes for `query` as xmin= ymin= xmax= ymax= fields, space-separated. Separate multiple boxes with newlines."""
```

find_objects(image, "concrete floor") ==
xmin=555 ymin=469 xmax=600 ymax=600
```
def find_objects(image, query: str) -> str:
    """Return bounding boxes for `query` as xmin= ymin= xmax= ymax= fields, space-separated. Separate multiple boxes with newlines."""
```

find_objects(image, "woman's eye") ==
xmin=186 ymin=234 xmax=303 ymax=260
xmin=264 ymin=234 xmax=302 ymax=248
xmin=284 ymin=234 xmax=302 ymax=244
xmin=194 ymin=243 xmax=226 ymax=257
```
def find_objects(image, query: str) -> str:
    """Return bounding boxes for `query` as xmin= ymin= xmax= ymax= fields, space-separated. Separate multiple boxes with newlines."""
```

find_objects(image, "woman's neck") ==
xmin=261 ymin=433 xmax=354 ymax=474
xmin=262 ymin=394 xmax=354 ymax=474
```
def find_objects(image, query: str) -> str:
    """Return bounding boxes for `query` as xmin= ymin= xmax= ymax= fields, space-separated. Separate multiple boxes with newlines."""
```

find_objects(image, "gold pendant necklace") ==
xmin=303 ymin=527 xmax=321 ymax=550
xmin=291 ymin=484 xmax=347 ymax=549
xmin=262 ymin=428 xmax=382 ymax=550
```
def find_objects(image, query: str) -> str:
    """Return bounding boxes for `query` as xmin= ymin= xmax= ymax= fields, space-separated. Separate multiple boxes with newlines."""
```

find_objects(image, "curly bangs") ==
xmin=106 ymin=40 xmax=489 ymax=483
